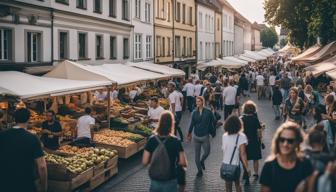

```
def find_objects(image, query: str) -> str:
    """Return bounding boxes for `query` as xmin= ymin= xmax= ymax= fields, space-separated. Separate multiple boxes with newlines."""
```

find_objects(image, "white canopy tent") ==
xmin=258 ymin=49 xmax=274 ymax=57
xmin=236 ymin=55 xmax=257 ymax=62
xmin=326 ymin=69 xmax=336 ymax=80
xmin=45 ymin=60 xmax=170 ymax=87
xmin=304 ymin=55 xmax=336 ymax=77
xmin=126 ymin=61 xmax=185 ymax=77
xmin=0 ymin=71 xmax=110 ymax=99
xmin=197 ymin=58 xmax=246 ymax=70
xmin=243 ymin=50 xmax=267 ymax=61
xmin=223 ymin=56 xmax=249 ymax=65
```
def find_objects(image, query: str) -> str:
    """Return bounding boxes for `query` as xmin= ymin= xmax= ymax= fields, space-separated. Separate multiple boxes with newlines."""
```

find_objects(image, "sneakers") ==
xmin=196 ymin=171 xmax=203 ymax=177
xmin=200 ymin=160 xmax=205 ymax=170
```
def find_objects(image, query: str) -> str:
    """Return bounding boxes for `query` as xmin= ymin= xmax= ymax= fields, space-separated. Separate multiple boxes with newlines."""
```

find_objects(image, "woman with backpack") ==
xmin=221 ymin=115 xmax=250 ymax=192
xmin=143 ymin=111 xmax=187 ymax=192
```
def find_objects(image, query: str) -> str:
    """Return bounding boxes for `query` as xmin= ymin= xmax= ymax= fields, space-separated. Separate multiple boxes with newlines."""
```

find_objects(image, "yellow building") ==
xmin=154 ymin=0 xmax=196 ymax=76
xmin=214 ymin=5 xmax=222 ymax=58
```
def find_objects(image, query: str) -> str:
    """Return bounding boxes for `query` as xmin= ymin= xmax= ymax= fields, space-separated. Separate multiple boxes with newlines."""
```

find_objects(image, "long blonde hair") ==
xmin=267 ymin=121 xmax=304 ymax=161
xmin=154 ymin=110 xmax=175 ymax=136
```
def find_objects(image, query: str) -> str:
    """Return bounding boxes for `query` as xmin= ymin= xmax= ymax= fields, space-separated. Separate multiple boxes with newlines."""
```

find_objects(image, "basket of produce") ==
xmin=110 ymin=117 xmax=129 ymax=128
xmin=127 ymin=124 xmax=152 ymax=137
xmin=159 ymin=98 xmax=170 ymax=109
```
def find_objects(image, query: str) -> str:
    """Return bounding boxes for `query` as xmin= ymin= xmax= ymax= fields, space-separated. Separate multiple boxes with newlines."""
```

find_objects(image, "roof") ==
xmin=301 ymin=41 xmax=336 ymax=63
xmin=219 ymin=0 xmax=236 ymax=12
xmin=0 ymin=71 xmax=110 ymax=99
xmin=196 ymin=0 xmax=222 ymax=13
xmin=291 ymin=45 xmax=322 ymax=62
xmin=243 ymin=50 xmax=267 ymax=60
xmin=236 ymin=55 xmax=257 ymax=62
xmin=126 ymin=61 xmax=185 ymax=77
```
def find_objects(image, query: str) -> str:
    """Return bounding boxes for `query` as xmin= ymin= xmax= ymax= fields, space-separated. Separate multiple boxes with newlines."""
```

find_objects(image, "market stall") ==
xmin=304 ymin=55 xmax=336 ymax=77
xmin=126 ymin=61 xmax=185 ymax=78
xmin=242 ymin=50 xmax=267 ymax=61
xmin=326 ymin=69 xmax=336 ymax=80
xmin=224 ymin=56 xmax=249 ymax=65
xmin=237 ymin=55 xmax=257 ymax=63
xmin=291 ymin=44 xmax=321 ymax=63
xmin=278 ymin=42 xmax=301 ymax=56
xmin=297 ymin=41 xmax=336 ymax=65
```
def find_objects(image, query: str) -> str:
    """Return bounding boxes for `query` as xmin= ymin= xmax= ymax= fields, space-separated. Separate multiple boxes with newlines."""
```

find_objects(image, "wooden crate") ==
xmin=95 ymin=142 xmax=138 ymax=159
xmin=48 ymin=167 xmax=93 ymax=192
xmin=93 ymin=162 xmax=105 ymax=176
xmin=104 ymin=166 xmax=118 ymax=179
xmin=87 ymin=171 xmax=105 ymax=191
xmin=105 ymin=155 xmax=118 ymax=168
xmin=137 ymin=138 xmax=146 ymax=151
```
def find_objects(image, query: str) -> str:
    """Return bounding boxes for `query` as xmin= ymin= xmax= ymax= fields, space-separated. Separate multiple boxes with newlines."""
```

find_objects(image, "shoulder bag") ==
xmin=220 ymin=134 xmax=241 ymax=181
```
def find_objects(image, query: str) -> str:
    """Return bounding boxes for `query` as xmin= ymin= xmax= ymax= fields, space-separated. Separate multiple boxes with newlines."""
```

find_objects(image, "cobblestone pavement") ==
xmin=95 ymin=93 xmax=283 ymax=192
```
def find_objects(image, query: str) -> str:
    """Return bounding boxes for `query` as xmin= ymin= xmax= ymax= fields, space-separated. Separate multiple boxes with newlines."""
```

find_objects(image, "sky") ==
xmin=227 ymin=0 xmax=265 ymax=24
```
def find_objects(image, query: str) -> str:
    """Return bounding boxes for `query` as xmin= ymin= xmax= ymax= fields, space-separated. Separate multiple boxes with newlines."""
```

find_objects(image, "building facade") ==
xmin=132 ymin=0 xmax=154 ymax=62
xmin=0 ymin=0 xmax=133 ymax=70
xmin=251 ymin=22 xmax=262 ymax=51
xmin=221 ymin=0 xmax=234 ymax=57
xmin=234 ymin=11 xmax=251 ymax=54
xmin=196 ymin=0 xmax=216 ymax=63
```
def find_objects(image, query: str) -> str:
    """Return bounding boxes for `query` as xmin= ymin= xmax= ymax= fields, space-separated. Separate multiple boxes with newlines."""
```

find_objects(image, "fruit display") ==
xmin=29 ymin=110 xmax=45 ymax=126
xmin=97 ymin=129 xmax=144 ymax=142
xmin=93 ymin=134 xmax=135 ymax=147
xmin=28 ymin=127 xmax=42 ymax=135
xmin=110 ymin=117 xmax=129 ymax=128
xmin=46 ymin=147 xmax=117 ymax=174
xmin=142 ymin=88 xmax=159 ymax=97
xmin=120 ymin=107 xmax=136 ymax=118
xmin=127 ymin=124 xmax=152 ymax=137
xmin=57 ymin=145 xmax=117 ymax=158
xmin=159 ymin=98 xmax=169 ymax=109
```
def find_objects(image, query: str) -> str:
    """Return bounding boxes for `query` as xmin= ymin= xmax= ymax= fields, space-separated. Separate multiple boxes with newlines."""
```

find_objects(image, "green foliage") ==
xmin=280 ymin=38 xmax=288 ymax=48
xmin=260 ymin=27 xmax=279 ymax=48
xmin=264 ymin=0 xmax=336 ymax=48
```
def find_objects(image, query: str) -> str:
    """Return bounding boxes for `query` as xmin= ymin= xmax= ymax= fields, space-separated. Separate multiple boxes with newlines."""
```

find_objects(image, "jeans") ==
xmin=224 ymin=105 xmax=235 ymax=119
xmin=186 ymin=96 xmax=194 ymax=112
xmin=175 ymin=111 xmax=184 ymax=141
xmin=193 ymin=135 xmax=210 ymax=172
xmin=281 ymin=88 xmax=289 ymax=103
xmin=272 ymin=105 xmax=280 ymax=117
xmin=150 ymin=179 xmax=178 ymax=192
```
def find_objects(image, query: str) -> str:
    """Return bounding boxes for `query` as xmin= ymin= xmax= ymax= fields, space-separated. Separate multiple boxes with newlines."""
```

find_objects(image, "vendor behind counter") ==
xmin=41 ymin=110 xmax=62 ymax=150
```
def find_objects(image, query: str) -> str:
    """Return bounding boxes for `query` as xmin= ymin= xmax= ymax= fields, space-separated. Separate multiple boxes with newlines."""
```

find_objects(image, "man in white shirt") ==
xmin=129 ymin=88 xmax=138 ymax=103
xmin=256 ymin=73 xmax=265 ymax=100
xmin=222 ymin=80 xmax=237 ymax=119
xmin=183 ymin=79 xmax=195 ymax=112
xmin=168 ymin=82 xmax=184 ymax=141
xmin=269 ymin=72 xmax=276 ymax=98
xmin=194 ymin=80 xmax=204 ymax=97
xmin=95 ymin=90 xmax=107 ymax=102
xmin=75 ymin=107 xmax=95 ymax=146
xmin=147 ymin=97 xmax=164 ymax=128
xmin=110 ymin=89 xmax=119 ymax=100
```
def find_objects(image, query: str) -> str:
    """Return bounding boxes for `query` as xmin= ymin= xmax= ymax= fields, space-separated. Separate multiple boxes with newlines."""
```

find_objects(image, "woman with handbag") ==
xmin=241 ymin=100 xmax=263 ymax=183
xmin=221 ymin=115 xmax=250 ymax=192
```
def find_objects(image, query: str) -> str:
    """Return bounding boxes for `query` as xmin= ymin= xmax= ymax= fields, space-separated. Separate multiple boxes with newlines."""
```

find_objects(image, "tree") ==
xmin=260 ymin=27 xmax=278 ymax=48
xmin=264 ymin=0 xmax=336 ymax=48
xmin=280 ymin=38 xmax=288 ymax=48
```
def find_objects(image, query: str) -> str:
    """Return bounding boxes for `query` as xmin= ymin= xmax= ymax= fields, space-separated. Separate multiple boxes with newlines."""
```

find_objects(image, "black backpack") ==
xmin=148 ymin=136 xmax=172 ymax=181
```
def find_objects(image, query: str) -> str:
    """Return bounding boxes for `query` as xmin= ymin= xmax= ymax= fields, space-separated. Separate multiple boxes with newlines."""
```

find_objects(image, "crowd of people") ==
xmin=1 ymin=55 xmax=336 ymax=192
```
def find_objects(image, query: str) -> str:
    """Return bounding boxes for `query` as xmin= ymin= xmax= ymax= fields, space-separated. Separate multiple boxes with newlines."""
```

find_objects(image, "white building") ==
xmin=221 ymin=0 xmax=235 ymax=57
xmin=196 ymin=0 xmax=216 ymax=63
xmin=131 ymin=0 xmax=153 ymax=62
xmin=0 ymin=0 xmax=133 ymax=70
xmin=234 ymin=11 xmax=252 ymax=54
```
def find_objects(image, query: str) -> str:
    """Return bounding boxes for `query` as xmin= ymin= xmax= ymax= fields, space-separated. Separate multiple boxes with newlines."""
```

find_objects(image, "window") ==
xmin=135 ymin=0 xmax=141 ymax=19
xmin=122 ymin=0 xmax=129 ymax=21
xmin=167 ymin=2 xmax=171 ymax=21
xmin=229 ymin=16 xmax=232 ymax=29
xmin=96 ymin=35 xmax=103 ymax=59
xmin=156 ymin=36 xmax=161 ymax=57
xmin=145 ymin=2 xmax=150 ymax=22
xmin=110 ymin=36 xmax=116 ymax=59
xmin=161 ymin=0 xmax=165 ymax=19
xmin=182 ymin=4 xmax=185 ymax=24
xmin=135 ymin=34 xmax=142 ymax=59
xmin=162 ymin=37 xmax=165 ymax=57
xmin=78 ymin=33 xmax=87 ymax=59
xmin=123 ymin=38 xmax=129 ymax=59
xmin=189 ymin=7 xmax=192 ymax=25
xmin=27 ymin=32 xmax=41 ymax=62
xmin=167 ymin=37 xmax=171 ymax=56
xmin=76 ymin=0 xmax=86 ymax=9
xmin=217 ymin=18 xmax=220 ymax=31
xmin=182 ymin=36 xmax=186 ymax=56
xmin=56 ymin=0 xmax=68 ymax=5
xmin=176 ymin=2 xmax=180 ymax=22
xmin=199 ymin=42 xmax=202 ymax=60
xmin=199 ymin=12 xmax=202 ymax=29
xmin=94 ymin=0 xmax=102 ymax=13
xmin=175 ymin=36 xmax=181 ymax=57
xmin=223 ymin=14 xmax=227 ymax=28
xmin=146 ymin=36 xmax=151 ymax=58
xmin=59 ymin=31 xmax=68 ymax=59
xmin=188 ymin=37 xmax=192 ymax=56
xmin=0 ymin=29 xmax=12 ymax=61
xmin=156 ymin=0 xmax=160 ymax=17
xmin=109 ymin=0 xmax=116 ymax=17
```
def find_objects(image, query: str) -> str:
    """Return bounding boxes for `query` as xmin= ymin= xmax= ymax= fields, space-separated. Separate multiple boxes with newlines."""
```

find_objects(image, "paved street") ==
xmin=95 ymin=93 xmax=283 ymax=192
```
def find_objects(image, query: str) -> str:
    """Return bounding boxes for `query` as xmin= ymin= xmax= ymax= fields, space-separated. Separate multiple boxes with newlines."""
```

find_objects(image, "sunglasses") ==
xmin=278 ymin=137 xmax=295 ymax=145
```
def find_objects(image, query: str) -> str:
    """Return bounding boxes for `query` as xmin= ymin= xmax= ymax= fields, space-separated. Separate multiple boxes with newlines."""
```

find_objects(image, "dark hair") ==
xmin=85 ymin=107 xmax=92 ymax=114
xmin=242 ymin=100 xmax=257 ymax=114
xmin=326 ymin=94 xmax=334 ymax=104
xmin=46 ymin=110 xmax=55 ymax=116
xmin=155 ymin=111 xmax=175 ymax=136
xmin=14 ymin=108 xmax=30 ymax=123
xmin=223 ymin=115 xmax=242 ymax=134
xmin=150 ymin=96 xmax=158 ymax=103
xmin=308 ymin=129 xmax=326 ymax=147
